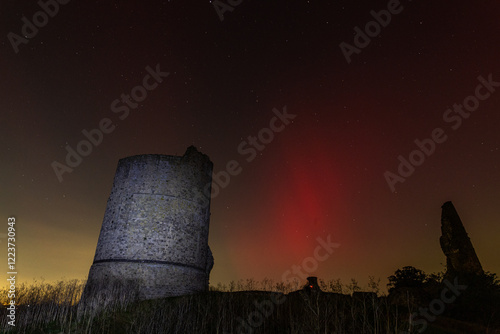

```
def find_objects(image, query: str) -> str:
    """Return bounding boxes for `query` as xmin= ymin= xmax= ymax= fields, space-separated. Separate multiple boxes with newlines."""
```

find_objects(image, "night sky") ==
xmin=1 ymin=0 xmax=499 ymax=290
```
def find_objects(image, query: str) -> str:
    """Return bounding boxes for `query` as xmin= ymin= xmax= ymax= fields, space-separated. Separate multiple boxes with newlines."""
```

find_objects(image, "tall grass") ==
xmin=0 ymin=277 xmax=492 ymax=333
xmin=0 ymin=279 xmax=85 ymax=333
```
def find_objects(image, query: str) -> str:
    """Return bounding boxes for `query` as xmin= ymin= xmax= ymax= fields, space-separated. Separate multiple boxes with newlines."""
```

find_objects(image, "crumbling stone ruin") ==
xmin=303 ymin=276 xmax=322 ymax=292
xmin=440 ymin=201 xmax=484 ymax=280
xmin=83 ymin=146 xmax=214 ymax=302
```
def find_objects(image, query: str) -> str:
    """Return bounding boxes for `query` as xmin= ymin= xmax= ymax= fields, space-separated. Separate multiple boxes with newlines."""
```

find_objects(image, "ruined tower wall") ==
xmin=440 ymin=201 xmax=483 ymax=280
xmin=85 ymin=146 xmax=214 ymax=300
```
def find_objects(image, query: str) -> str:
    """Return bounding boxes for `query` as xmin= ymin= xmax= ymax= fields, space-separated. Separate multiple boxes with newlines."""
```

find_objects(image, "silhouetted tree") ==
xmin=387 ymin=266 xmax=427 ymax=293
xmin=446 ymin=271 xmax=500 ymax=326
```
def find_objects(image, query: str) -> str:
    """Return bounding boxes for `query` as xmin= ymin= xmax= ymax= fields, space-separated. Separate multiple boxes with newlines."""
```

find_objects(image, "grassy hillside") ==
xmin=0 ymin=278 xmax=498 ymax=333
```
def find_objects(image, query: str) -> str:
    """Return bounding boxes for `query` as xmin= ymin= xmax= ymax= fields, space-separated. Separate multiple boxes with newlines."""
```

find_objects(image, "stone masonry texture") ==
xmin=84 ymin=146 xmax=214 ymax=300
xmin=440 ymin=201 xmax=484 ymax=280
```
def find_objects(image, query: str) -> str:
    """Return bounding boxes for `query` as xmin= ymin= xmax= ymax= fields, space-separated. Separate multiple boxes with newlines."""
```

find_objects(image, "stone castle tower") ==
xmin=84 ymin=146 xmax=214 ymax=300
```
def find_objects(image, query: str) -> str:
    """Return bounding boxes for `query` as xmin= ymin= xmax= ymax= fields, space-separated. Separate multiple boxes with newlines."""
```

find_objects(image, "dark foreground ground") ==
xmin=1 ymin=287 xmax=499 ymax=334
